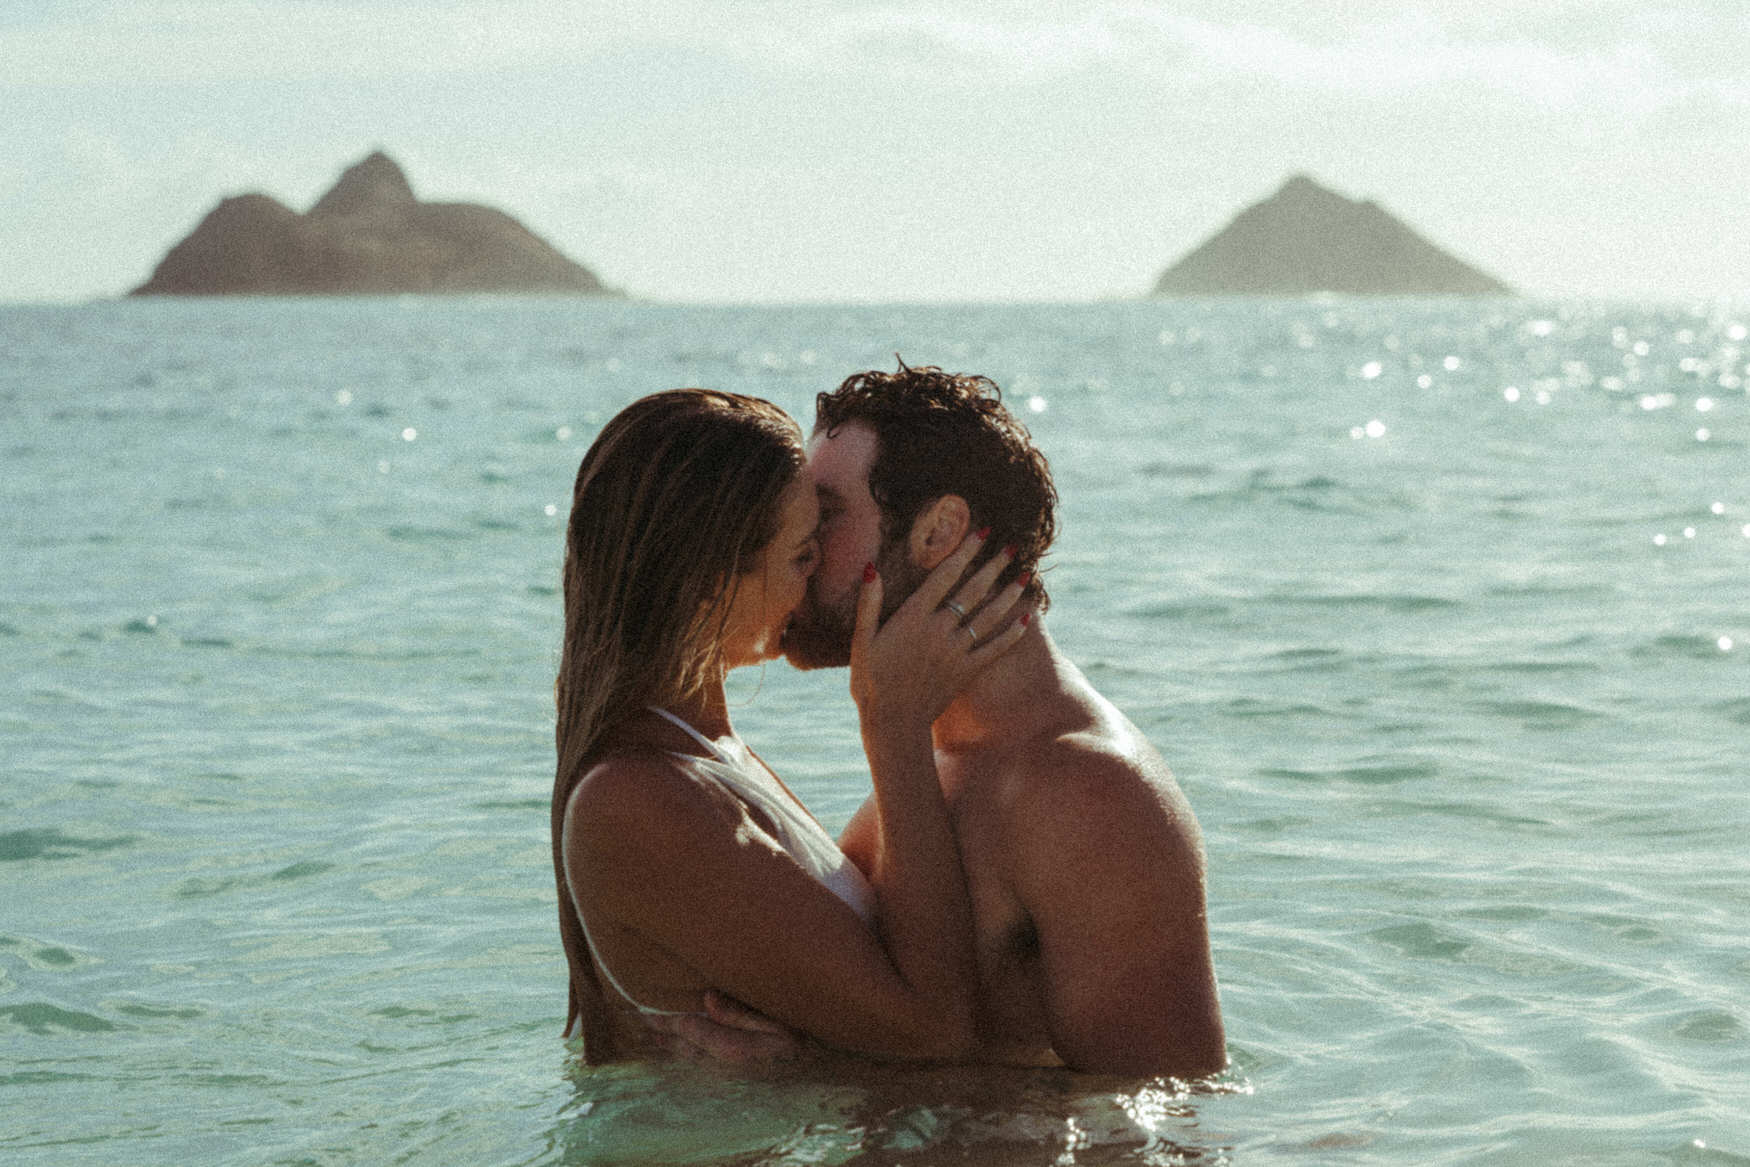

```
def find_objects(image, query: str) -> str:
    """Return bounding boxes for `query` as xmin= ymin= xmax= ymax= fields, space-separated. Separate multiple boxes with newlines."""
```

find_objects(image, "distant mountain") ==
xmin=1153 ymin=175 xmax=1510 ymax=296
xmin=131 ymin=152 xmax=617 ymax=296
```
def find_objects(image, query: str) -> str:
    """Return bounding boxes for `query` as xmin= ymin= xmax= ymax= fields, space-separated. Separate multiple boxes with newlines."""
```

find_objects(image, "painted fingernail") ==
xmin=1004 ymin=544 xmax=1017 ymax=560
xmin=863 ymin=562 xmax=877 ymax=583
xmin=975 ymin=526 xmax=991 ymax=540
xmin=1020 ymin=612 xmax=1032 ymax=627
xmin=1018 ymin=570 xmax=1032 ymax=587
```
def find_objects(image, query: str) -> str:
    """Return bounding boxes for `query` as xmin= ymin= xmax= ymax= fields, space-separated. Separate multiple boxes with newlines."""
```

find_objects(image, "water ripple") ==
xmin=1711 ymin=699 xmax=1750 ymax=725
xmin=0 ymin=1003 xmax=118 ymax=1035
xmin=1475 ymin=699 xmax=1607 ymax=728
xmin=0 ymin=829 xmax=137 ymax=862
xmin=1257 ymin=760 xmax=1440 ymax=785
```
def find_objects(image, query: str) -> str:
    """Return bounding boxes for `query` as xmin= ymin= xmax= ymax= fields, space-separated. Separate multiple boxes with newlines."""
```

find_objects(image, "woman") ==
xmin=551 ymin=389 xmax=1026 ymax=1063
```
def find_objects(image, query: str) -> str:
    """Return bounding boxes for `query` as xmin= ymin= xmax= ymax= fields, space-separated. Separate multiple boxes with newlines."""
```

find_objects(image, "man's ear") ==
xmin=908 ymin=495 xmax=972 ymax=570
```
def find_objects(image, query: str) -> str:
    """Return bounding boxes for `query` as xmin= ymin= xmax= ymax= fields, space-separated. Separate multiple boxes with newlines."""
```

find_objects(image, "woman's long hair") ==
xmin=551 ymin=389 xmax=805 ymax=1055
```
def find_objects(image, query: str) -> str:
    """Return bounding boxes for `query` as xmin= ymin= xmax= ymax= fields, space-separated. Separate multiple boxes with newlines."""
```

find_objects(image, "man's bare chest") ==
xmin=941 ymin=759 xmax=1054 ymax=1056
xmin=938 ymin=756 xmax=1017 ymax=928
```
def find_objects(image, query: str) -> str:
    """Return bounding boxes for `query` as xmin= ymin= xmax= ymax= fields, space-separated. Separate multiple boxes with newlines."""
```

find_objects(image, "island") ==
xmin=1152 ymin=174 xmax=1510 ymax=296
xmin=131 ymin=151 xmax=618 ymax=296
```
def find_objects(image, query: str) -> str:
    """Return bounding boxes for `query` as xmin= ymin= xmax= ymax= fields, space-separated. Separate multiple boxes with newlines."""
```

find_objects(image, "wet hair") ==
xmin=550 ymin=388 xmax=804 ymax=1052
xmin=815 ymin=360 xmax=1056 ymax=608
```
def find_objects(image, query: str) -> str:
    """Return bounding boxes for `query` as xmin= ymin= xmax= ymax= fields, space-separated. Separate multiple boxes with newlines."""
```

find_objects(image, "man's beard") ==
xmin=781 ymin=538 xmax=925 ymax=670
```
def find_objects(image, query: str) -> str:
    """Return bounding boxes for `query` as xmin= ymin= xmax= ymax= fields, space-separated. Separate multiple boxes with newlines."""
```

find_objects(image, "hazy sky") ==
xmin=5 ymin=0 xmax=1747 ymax=302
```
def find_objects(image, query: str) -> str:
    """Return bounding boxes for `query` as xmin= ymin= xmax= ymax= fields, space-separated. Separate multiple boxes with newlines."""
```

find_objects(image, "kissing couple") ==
xmin=552 ymin=362 xmax=1223 ymax=1077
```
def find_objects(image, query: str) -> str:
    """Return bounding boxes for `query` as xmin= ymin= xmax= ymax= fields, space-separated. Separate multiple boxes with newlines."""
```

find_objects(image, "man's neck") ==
xmin=930 ymin=618 xmax=1073 ymax=755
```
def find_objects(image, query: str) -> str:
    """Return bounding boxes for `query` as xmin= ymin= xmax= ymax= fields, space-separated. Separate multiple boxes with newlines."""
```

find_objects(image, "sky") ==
xmin=4 ymin=0 xmax=1747 ymax=303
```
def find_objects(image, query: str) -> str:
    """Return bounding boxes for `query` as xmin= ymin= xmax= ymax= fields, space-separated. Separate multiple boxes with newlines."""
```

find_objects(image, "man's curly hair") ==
xmin=815 ymin=360 xmax=1057 ymax=609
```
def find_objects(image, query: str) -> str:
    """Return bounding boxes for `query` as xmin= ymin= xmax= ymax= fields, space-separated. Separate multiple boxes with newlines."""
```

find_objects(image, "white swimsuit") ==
xmin=564 ymin=707 xmax=877 ymax=1024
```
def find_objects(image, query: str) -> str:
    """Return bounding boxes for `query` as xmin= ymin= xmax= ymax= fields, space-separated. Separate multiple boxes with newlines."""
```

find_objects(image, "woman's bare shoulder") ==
xmin=564 ymin=748 xmax=745 ymax=846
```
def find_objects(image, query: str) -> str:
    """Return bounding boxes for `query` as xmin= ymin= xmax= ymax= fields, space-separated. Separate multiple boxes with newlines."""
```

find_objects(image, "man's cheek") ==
xmin=819 ymin=538 xmax=861 ymax=588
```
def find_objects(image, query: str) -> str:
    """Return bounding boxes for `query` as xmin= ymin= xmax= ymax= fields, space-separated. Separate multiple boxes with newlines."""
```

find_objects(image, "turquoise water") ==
xmin=3 ymin=297 xmax=1747 ymax=1165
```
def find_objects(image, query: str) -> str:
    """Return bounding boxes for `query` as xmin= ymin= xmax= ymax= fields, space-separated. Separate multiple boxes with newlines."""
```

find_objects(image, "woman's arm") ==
xmin=564 ymin=535 xmax=1023 ymax=1062
xmin=840 ymin=533 xmax=1024 ymax=1055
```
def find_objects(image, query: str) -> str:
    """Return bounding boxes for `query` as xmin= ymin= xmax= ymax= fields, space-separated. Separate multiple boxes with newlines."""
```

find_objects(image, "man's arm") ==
xmin=838 ymin=794 xmax=878 ymax=875
xmin=1007 ymin=750 xmax=1226 ymax=1077
xmin=642 ymin=990 xmax=807 ymax=1064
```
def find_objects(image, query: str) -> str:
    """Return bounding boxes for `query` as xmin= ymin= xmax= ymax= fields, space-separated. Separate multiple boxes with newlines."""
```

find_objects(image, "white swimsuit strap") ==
xmin=642 ymin=709 xmax=876 ymax=926
xmin=646 ymin=705 xmax=735 ymax=764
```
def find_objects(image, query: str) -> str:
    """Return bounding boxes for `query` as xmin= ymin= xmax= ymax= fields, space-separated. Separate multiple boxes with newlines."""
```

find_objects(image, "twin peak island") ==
xmin=131 ymin=152 xmax=1511 ymax=299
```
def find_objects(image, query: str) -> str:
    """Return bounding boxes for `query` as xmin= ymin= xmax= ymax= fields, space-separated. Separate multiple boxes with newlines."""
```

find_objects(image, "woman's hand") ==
xmin=850 ymin=531 xmax=1030 ymax=726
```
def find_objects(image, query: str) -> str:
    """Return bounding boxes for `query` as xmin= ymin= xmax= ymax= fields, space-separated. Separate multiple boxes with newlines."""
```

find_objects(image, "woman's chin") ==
xmin=725 ymin=615 xmax=795 ymax=672
xmin=725 ymin=639 xmax=779 ymax=672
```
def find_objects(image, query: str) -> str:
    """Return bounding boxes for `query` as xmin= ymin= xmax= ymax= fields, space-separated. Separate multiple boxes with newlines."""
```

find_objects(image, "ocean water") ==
xmin=3 ymin=296 xmax=1747 ymax=1166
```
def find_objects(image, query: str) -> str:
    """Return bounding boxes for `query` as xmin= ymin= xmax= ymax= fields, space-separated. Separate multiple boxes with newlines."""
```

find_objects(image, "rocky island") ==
xmin=1153 ymin=175 xmax=1510 ymax=296
xmin=131 ymin=151 xmax=617 ymax=296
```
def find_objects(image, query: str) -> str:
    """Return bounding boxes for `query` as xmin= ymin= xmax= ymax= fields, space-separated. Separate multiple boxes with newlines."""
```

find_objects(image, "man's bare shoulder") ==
xmin=996 ymin=704 xmax=1200 ymax=854
xmin=987 ymin=697 xmax=1224 ymax=1075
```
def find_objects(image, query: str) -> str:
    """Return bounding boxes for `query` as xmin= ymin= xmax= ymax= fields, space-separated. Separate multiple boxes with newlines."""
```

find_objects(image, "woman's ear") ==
xmin=907 ymin=495 xmax=972 ymax=570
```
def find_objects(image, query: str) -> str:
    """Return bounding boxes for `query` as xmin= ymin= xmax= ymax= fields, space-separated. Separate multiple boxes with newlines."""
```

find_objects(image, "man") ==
xmin=673 ymin=363 xmax=1225 ymax=1077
